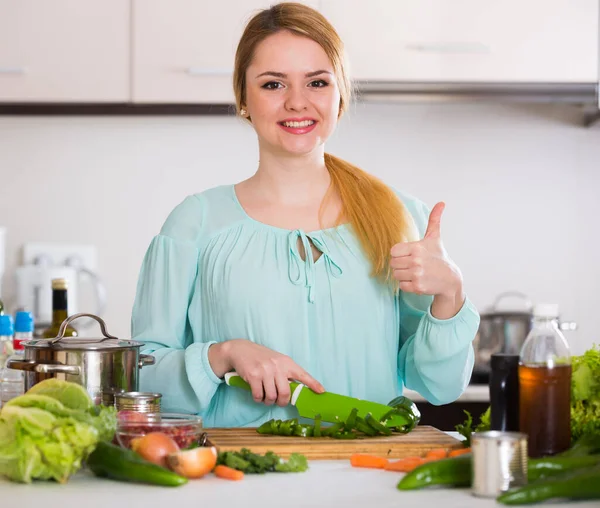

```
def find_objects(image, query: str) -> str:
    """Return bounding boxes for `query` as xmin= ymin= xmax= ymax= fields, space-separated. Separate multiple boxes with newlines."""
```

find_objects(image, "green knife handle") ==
xmin=225 ymin=372 xmax=302 ymax=400
xmin=224 ymin=372 xmax=251 ymax=390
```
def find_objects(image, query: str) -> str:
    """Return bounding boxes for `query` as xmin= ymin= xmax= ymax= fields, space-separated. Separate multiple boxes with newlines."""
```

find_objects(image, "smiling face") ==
xmin=244 ymin=30 xmax=342 ymax=157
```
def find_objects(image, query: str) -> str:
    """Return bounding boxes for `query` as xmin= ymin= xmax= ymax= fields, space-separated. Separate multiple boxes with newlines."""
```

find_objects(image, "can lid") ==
xmin=473 ymin=430 xmax=527 ymax=441
xmin=0 ymin=315 xmax=14 ymax=336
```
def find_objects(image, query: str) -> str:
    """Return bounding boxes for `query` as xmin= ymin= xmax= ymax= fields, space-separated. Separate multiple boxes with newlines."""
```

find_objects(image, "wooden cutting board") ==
xmin=206 ymin=425 xmax=463 ymax=460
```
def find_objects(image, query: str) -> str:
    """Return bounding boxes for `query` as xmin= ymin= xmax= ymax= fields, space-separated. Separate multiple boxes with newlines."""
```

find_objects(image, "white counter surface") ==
xmin=404 ymin=384 xmax=490 ymax=403
xmin=1 ymin=459 xmax=595 ymax=508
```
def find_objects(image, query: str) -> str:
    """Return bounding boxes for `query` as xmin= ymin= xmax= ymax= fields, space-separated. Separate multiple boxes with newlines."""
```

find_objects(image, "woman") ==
xmin=131 ymin=2 xmax=480 ymax=427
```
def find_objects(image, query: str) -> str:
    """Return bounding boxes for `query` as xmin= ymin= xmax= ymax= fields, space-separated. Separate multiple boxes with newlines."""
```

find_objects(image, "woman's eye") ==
xmin=261 ymin=81 xmax=283 ymax=90
xmin=309 ymin=79 xmax=329 ymax=88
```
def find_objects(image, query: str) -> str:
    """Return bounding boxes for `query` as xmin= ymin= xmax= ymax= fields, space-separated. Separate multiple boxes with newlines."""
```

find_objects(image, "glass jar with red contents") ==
xmin=116 ymin=412 xmax=205 ymax=450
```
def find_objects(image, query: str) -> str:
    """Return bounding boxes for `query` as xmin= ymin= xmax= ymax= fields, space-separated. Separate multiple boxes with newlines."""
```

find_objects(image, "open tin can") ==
xmin=472 ymin=430 xmax=528 ymax=497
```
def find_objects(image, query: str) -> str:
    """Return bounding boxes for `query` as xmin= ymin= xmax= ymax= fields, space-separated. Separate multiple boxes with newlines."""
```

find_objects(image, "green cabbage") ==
xmin=571 ymin=344 xmax=600 ymax=442
xmin=0 ymin=380 xmax=117 ymax=484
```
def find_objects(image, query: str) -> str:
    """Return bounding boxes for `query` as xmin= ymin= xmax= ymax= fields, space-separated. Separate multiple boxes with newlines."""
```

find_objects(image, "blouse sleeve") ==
xmin=131 ymin=196 xmax=222 ymax=415
xmin=395 ymin=192 xmax=480 ymax=405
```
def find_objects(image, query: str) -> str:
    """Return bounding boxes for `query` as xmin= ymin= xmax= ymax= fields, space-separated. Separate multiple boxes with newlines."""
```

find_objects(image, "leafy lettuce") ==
xmin=0 ymin=380 xmax=117 ymax=483
xmin=571 ymin=344 xmax=600 ymax=442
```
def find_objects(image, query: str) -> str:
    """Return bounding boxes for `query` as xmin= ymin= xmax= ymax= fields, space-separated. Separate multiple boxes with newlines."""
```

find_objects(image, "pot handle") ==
xmin=50 ymin=313 xmax=119 ymax=344
xmin=138 ymin=354 xmax=156 ymax=368
xmin=6 ymin=359 xmax=81 ymax=376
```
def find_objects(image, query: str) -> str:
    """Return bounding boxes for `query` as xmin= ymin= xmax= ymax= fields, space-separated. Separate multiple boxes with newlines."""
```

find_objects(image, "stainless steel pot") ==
xmin=7 ymin=313 xmax=155 ymax=405
xmin=472 ymin=292 xmax=577 ymax=383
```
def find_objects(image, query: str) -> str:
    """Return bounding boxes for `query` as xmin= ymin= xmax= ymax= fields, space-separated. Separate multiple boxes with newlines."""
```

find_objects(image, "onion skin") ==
xmin=130 ymin=432 xmax=180 ymax=467
xmin=166 ymin=447 xmax=218 ymax=479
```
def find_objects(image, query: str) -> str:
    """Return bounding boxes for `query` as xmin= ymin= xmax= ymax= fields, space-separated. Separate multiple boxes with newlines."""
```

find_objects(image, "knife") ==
xmin=224 ymin=372 xmax=412 ymax=430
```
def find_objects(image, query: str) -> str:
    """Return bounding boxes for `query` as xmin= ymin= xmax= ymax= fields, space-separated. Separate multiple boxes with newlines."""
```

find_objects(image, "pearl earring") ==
xmin=240 ymin=108 xmax=247 ymax=116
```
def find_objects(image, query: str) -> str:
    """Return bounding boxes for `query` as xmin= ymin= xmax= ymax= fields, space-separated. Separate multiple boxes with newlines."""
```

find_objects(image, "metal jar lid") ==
xmin=21 ymin=313 xmax=145 ymax=351
xmin=114 ymin=391 xmax=162 ymax=413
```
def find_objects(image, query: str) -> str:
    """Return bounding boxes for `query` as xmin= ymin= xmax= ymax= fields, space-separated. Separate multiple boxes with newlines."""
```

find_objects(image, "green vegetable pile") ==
xmin=571 ymin=344 xmax=600 ymax=442
xmin=217 ymin=448 xmax=308 ymax=474
xmin=257 ymin=396 xmax=421 ymax=439
xmin=0 ymin=379 xmax=117 ymax=484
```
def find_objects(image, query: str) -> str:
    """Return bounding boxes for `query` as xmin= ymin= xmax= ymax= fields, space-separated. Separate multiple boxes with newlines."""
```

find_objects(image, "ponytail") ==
xmin=324 ymin=153 xmax=417 ymax=283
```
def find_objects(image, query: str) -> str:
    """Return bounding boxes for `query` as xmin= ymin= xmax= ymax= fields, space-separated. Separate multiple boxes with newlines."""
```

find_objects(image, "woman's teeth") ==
xmin=282 ymin=120 xmax=315 ymax=128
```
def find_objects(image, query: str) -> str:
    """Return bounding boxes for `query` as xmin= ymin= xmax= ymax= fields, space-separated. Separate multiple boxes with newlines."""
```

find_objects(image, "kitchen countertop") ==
xmin=404 ymin=384 xmax=490 ymax=403
xmin=1 ymin=433 xmax=595 ymax=508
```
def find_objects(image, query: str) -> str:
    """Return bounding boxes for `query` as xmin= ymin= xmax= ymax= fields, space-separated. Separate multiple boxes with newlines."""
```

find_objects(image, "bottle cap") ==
xmin=0 ymin=314 xmax=14 ymax=336
xmin=533 ymin=303 xmax=559 ymax=318
xmin=52 ymin=278 xmax=68 ymax=290
xmin=14 ymin=311 xmax=34 ymax=333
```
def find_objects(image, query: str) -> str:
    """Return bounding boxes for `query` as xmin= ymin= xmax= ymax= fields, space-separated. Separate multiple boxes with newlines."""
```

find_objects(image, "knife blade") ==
xmin=224 ymin=372 xmax=412 ymax=429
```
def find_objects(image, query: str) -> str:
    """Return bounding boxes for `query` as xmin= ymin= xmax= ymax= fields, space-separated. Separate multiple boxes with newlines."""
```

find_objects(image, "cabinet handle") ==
xmin=0 ymin=66 xmax=26 ymax=75
xmin=186 ymin=67 xmax=232 ymax=77
xmin=405 ymin=42 xmax=491 ymax=54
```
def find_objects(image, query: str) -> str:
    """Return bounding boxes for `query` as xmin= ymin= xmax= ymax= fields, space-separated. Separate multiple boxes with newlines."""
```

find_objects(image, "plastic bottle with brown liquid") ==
xmin=518 ymin=303 xmax=571 ymax=458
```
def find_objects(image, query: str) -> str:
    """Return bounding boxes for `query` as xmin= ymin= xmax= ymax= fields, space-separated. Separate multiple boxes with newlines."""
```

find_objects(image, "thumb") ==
xmin=424 ymin=202 xmax=445 ymax=239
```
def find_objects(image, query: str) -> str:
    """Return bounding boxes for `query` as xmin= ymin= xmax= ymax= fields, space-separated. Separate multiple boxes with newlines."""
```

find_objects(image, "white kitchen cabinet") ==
xmin=133 ymin=0 xmax=319 ymax=104
xmin=132 ymin=0 xmax=321 ymax=104
xmin=0 ymin=0 xmax=129 ymax=102
xmin=321 ymin=0 xmax=599 ymax=83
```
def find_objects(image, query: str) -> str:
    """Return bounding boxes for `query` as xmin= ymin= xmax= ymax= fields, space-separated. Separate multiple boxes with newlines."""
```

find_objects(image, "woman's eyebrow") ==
xmin=255 ymin=70 xmax=332 ymax=79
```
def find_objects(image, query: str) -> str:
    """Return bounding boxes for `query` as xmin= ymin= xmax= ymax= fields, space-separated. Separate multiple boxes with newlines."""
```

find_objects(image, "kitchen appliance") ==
xmin=225 ymin=372 xmax=411 ymax=429
xmin=6 ymin=313 xmax=155 ymax=405
xmin=471 ymin=292 xmax=577 ymax=385
xmin=206 ymin=426 xmax=461 ymax=460
xmin=15 ymin=256 xmax=106 ymax=333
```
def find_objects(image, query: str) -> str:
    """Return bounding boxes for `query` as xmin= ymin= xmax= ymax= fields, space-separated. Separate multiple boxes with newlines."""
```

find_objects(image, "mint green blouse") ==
xmin=131 ymin=184 xmax=480 ymax=428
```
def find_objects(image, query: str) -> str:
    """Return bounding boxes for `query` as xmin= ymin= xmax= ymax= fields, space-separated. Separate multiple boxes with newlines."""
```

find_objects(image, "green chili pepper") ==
xmin=313 ymin=414 xmax=322 ymax=438
xmin=331 ymin=430 xmax=357 ymax=439
xmin=365 ymin=413 xmax=392 ymax=436
xmin=354 ymin=416 xmax=377 ymax=436
xmin=257 ymin=419 xmax=276 ymax=434
xmin=528 ymin=454 xmax=600 ymax=482
xmin=497 ymin=464 xmax=600 ymax=505
xmin=397 ymin=454 xmax=473 ymax=490
xmin=344 ymin=408 xmax=358 ymax=430
xmin=87 ymin=441 xmax=188 ymax=487
xmin=322 ymin=422 xmax=344 ymax=437
xmin=292 ymin=424 xmax=314 ymax=437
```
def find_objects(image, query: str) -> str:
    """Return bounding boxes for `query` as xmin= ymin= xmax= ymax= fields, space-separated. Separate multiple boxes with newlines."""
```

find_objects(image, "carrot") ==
xmin=384 ymin=457 xmax=423 ymax=472
xmin=214 ymin=465 xmax=244 ymax=481
xmin=425 ymin=448 xmax=448 ymax=460
xmin=350 ymin=453 xmax=389 ymax=469
xmin=449 ymin=447 xmax=471 ymax=457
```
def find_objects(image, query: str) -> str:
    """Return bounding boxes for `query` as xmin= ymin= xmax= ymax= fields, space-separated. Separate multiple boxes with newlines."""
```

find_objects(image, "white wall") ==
xmin=0 ymin=102 xmax=598 ymax=354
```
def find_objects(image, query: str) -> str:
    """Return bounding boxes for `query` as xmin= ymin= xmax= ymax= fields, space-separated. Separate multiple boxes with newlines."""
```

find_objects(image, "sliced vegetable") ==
xmin=448 ymin=447 xmax=471 ymax=457
xmin=425 ymin=448 xmax=448 ymax=460
xmin=217 ymin=448 xmax=308 ymax=474
xmin=365 ymin=413 xmax=392 ymax=436
xmin=166 ymin=446 xmax=217 ymax=479
xmin=350 ymin=453 xmax=388 ymax=469
xmin=130 ymin=432 xmax=180 ymax=468
xmin=214 ymin=465 xmax=244 ymax=481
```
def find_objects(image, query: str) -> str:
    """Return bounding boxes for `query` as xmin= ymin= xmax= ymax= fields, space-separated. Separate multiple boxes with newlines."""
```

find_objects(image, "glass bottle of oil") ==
xmin=519 ymin=303 xmax=571 ymax=457
xmin=42 ymin=278 xmax=78 ymax=338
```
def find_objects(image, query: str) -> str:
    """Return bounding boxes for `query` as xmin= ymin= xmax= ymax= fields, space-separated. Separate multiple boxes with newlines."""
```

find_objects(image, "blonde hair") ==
xmin=233 ymin=2 xmax=416 ymax=282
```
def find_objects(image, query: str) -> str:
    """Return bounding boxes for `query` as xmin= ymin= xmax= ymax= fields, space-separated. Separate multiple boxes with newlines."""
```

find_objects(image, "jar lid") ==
xmin=115 ymin=392 xmax=162 ymax=402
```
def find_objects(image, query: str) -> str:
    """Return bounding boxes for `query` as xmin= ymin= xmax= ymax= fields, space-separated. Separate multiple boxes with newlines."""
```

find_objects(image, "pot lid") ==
xmin=23 ymin=313 xmax=144 ymax=351
xmin=22 ymin=336 xmax=144 ymax=351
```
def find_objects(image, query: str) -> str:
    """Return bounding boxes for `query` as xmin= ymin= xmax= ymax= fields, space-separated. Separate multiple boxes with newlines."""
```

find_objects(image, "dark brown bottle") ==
xmin=42 ymin=278 xmax=78 ymax=338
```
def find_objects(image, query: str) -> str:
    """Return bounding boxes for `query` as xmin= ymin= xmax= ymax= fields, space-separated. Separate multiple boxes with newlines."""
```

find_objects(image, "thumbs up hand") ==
xmin=390 ymin=202 xmax=463 ymax=305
